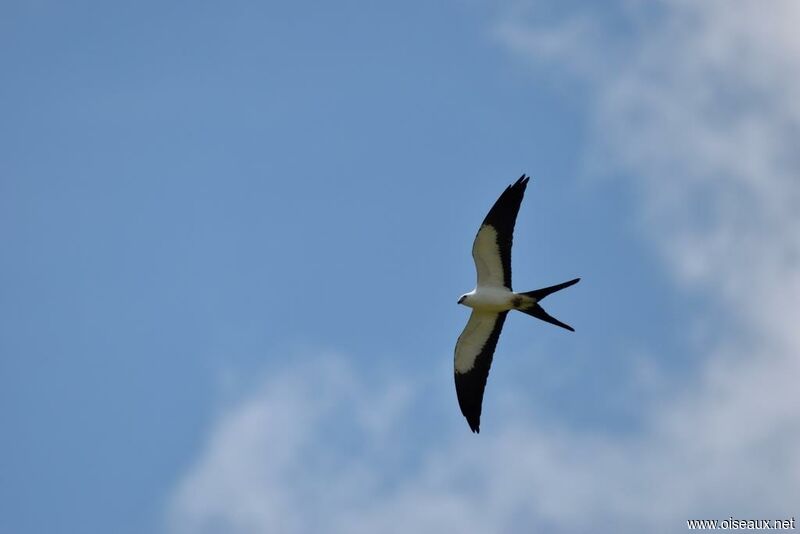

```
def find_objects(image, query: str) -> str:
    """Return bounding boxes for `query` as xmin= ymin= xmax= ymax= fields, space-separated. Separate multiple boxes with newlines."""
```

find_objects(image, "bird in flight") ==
xmin=455 ymin=175 xmax=579 ymax=433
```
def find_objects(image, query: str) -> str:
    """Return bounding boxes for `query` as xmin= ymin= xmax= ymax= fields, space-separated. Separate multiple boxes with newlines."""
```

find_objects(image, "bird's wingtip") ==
xmin=467 ymin=416 xmax=481 ymax=433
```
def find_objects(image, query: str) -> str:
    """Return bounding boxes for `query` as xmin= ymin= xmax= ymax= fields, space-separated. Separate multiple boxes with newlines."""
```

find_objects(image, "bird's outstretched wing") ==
xmin=454 ymin=310 xmax=508 ymax=433
xmin=471 ymin=175 xmax=529 ymax=290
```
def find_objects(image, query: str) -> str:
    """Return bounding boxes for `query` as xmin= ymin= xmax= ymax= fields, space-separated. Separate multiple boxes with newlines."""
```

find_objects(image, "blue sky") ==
xmin=3 ymin=1 xmax=799 ymax=533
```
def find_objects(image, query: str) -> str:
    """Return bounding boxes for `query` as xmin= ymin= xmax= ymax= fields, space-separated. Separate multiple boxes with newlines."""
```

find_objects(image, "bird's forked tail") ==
xmin=514 ymin=278 xmax=580 ymax=332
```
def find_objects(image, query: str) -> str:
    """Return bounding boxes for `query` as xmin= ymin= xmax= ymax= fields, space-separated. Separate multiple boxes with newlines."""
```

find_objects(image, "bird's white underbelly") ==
xmin=463 ymin=286 xmax=516 ymax=312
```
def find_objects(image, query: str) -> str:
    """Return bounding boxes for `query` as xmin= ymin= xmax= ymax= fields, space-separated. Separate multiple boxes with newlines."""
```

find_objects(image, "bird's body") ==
xmin=454 ymin=175 xmax=579 ymax=433
xmin=459 ymin=286 xmax=525 ymax=312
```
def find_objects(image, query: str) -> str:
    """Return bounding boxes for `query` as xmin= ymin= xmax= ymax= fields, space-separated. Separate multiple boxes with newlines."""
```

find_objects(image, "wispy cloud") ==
xmin=495 ymin=0 xmax=800 ymax=518
xmin=167 ymin=2 xmax=800 ymax=532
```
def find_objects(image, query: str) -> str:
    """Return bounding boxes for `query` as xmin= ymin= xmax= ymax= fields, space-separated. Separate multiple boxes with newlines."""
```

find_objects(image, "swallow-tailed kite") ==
xmin=455 ymin=175 xmax=579 ymax=433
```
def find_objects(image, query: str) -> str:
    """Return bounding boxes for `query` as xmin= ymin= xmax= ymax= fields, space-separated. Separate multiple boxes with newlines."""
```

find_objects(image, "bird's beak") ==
xmin=457 ymin=296 xmax=465 ymax=305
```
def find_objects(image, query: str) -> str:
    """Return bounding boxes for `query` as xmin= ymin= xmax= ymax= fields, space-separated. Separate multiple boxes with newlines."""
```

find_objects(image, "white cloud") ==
xmin=495 ymin=0 xmax=800 ymax=520
xmin=167 ymin=2 xmax=800 ymax=532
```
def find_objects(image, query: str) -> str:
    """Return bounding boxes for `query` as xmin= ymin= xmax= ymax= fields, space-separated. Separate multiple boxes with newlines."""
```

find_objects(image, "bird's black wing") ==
xmin=471 ymin=175 xmax=529 ymax=290
xmin=454 ymin=311 xmax=508 ymax=433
